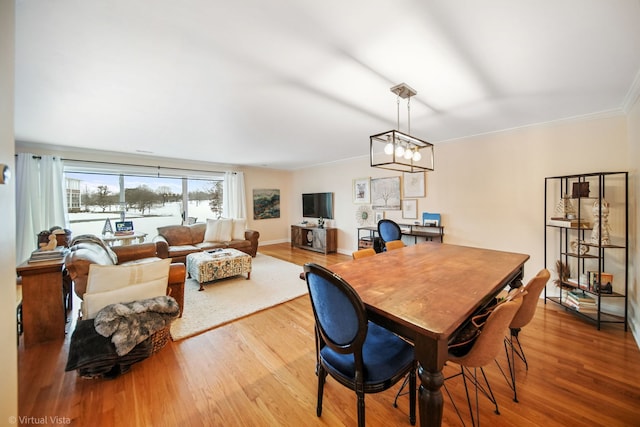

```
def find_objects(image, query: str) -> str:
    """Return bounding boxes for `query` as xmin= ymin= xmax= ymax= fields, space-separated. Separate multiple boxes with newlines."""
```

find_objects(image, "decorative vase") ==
xmin=590 ymin=199 xmax=611 ymax=245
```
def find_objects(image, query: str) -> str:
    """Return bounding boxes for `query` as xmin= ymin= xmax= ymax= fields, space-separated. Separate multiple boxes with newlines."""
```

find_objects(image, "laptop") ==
xmin=114 ymin=221 xmax=134 ymax=235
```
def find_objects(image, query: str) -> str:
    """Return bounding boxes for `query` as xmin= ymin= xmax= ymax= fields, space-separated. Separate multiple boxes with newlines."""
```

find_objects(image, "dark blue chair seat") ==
xmin=320 ymin=321 xmax=414 ymax=387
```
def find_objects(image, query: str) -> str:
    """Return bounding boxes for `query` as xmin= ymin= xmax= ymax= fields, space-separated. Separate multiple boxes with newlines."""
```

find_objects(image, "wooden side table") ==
xmin=16 ymin=258 xmax=66 ymax=347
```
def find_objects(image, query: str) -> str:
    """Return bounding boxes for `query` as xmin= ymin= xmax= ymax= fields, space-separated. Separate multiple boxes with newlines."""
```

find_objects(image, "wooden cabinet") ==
xmin=291 ymin=225 xmax=337 ymax=254
xmin=544 ymin=171 xmax=628 ymax=330
xmin=16 ymin=258 xmax=66 ymax=347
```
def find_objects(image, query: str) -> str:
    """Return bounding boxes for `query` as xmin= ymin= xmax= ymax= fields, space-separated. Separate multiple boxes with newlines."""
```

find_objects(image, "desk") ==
xmin=102 ymin=232 xmax=147 ymax=246
xmin=328 ymin=242 xmax=529 ymax=427
xmin=357 ymin=224 xmax=444 ymax=249
xmin=16 ymin=258 xmax=66 ymax=347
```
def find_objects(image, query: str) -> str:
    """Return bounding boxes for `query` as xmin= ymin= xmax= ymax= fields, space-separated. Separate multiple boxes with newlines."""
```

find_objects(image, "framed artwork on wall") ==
xmin=371 ymin=176 xmax=401 ymax=210
xmin=374 ymin=211 xmax=384 ymax=223
xmin=253 ymin=189 xmax=280 ymax=219
xmin=403 ymin=171 xmax=425 ymax=198
xmin=353 ymin=177 xmax=371 ymax=203
xmin=402 ymin=199 xmax=418 ymax=219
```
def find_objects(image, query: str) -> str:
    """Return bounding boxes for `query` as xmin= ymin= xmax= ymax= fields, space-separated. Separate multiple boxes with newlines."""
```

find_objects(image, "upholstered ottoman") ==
xmin=186 ymin=249 xmax=252 ymax=291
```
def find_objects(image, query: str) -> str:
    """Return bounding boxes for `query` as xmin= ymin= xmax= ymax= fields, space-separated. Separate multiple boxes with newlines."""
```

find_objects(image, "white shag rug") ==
xmin=170 ymin=253 xmax=307 ymax=341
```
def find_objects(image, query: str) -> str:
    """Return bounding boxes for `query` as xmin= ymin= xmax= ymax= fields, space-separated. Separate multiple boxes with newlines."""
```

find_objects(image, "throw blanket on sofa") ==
xmin=94 ymin=295 xmax=180 ymax=356
xmin=70 ymin=233 xmax=119 ymax=264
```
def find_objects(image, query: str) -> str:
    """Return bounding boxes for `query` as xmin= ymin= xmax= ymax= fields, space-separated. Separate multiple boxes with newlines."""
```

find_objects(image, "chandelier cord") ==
xmin=396 ymin=94 xmax=401 ymax=131
xmin=407 ymin=95 xmax=411 ymax=135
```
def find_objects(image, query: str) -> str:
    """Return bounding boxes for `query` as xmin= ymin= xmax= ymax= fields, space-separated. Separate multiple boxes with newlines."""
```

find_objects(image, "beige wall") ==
xmin=295 ymin=114 xmax=629 ymax=261
xmin=292 ymin=113 xmax=637 ymax=344
xmin=0 ymin=0 xmax=18 ymax=419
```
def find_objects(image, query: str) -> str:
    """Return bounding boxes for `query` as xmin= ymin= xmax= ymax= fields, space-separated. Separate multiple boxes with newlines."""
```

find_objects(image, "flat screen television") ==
xmin=302 ymin=192 xmax=334 ymax=219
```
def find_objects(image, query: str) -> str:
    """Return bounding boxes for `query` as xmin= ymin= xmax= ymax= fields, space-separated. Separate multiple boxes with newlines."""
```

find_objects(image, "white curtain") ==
xmin=16 ymin=153 xmax=69 ymax=264
xmin=222 ymin=171 xmax=247 ymax=219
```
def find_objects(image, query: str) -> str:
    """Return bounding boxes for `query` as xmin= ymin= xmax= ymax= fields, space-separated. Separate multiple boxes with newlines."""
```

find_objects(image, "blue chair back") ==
xmin=377 ymin=219 xmax=402 ymax=243
xmin=304 ymin=264 xmax=367 ymax=353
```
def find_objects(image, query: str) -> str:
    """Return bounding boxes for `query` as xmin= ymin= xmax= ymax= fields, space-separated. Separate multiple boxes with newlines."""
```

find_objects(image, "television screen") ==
xmin=302 ymin=192 xmax=334 ymax=219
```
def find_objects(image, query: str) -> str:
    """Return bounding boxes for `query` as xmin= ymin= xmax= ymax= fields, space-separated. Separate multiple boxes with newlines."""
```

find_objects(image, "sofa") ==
xmin=64 ymin=236 xmax=186 ymax=316
xmin=152 ymin=220 xmax=259 ymax=264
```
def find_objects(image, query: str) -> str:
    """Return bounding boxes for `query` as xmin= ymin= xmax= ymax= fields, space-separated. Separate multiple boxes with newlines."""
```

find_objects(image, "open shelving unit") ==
xmin=544 ymin=171 xmax=628 ymax=330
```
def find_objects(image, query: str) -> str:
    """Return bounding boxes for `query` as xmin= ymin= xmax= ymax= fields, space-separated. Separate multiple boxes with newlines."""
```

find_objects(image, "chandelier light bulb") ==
xmin=412 ymin=150 xmax=422 ymax=162
xmin=395 ymin=144 xmax=405 ymax=157
xmin=384 ymin=142 xmax=394 ymax=155
xmin=404 ymin=147 xmax=413 ymax=160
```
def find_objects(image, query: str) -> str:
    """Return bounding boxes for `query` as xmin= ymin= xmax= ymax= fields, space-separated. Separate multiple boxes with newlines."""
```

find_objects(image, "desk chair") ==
xmin=384 ymin=240 xmax=405 ymax=251
xmin=303 ymin=263 xmax=416 ymax=427
xmin=377 ymin=219 xmax=402 ymax=250
xmin=445 ymin=297 xmax=523 ymax=427
xmin=498 ymin=269 xmax=550 ymax=402
xmin=352 ymin=248 xmax=376 ymax=259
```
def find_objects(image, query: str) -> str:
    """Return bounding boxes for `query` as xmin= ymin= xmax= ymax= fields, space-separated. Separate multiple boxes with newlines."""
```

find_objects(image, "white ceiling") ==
xmin=14 ymin=0 xmax=640 ymax=170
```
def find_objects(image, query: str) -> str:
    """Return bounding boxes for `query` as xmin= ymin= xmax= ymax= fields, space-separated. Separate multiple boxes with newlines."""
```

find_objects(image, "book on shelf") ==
xmin=567 ymin=289 xmax=595 ymax=303
xmin=547 ymin=217 xmax=591 ymax=228
xmin=29 ymin=246 xmax=66 ymax=262
xmin=562 ymin=289 xmax=598 ymax=312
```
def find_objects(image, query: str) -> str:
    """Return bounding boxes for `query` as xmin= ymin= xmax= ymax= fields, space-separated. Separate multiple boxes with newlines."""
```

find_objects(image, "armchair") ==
xmin=64 ymin=235 xmax=186 ymax=316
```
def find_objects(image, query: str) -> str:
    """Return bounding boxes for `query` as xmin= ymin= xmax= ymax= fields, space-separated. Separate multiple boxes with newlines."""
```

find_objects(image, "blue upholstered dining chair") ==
xmin=303 ymin=263 xmax=416 ymax=427
xmin=377 ymin=219 xmax=402 ymax=251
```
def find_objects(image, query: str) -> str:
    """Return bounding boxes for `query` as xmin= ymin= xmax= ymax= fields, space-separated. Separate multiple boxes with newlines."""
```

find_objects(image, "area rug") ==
xmin=170 ymin=253 xmax=307 ymax=341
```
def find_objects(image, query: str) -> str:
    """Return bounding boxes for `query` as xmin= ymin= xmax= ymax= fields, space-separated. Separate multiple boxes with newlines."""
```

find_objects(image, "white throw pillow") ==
xmin=204 ymin=218 xmax=233 ymax=242
xmin=83 ymin=280 xmax=167 ymax=319
xmin=232 ymin=218 xmax=247 ymax=240
xmin=82 ymin=259 xmax=171 ymax=319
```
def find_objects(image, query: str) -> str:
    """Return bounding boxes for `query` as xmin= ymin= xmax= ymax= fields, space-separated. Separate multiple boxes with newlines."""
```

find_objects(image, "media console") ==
xmin=291 ymin=225 xmax=337 ymax=254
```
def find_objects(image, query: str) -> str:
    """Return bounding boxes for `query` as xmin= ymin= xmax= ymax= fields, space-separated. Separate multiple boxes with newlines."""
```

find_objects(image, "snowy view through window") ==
xmin=66 ymin=172 xmax=222 ymax=241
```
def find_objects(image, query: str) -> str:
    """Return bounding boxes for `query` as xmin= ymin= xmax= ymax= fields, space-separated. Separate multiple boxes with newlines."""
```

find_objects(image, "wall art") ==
xmin=353 ymin=177 xmax=370 ymax=203
xmin=402 ymin=199 xmax=418 ymax=219
xmin=403 ymin=171 xmax=425 ymax=198
xmin=371 ymin=176 xmax=401 ymax=210
xmin=253 ymin=189 xmax=280 ymax=219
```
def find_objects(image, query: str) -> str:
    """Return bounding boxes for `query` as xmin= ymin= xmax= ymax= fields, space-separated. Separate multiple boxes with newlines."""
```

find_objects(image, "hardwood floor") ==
xmin=18 ymin=243 xmax=640 ymax=426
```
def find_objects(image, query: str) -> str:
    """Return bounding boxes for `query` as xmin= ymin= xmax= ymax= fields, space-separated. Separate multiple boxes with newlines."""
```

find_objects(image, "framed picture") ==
xmin=402 ymin=199 xmax=418 ymax=219
xmin=374 ymin=211 xmax=384 ymax=223
xmin=403 ymin=171 xmax=425 ymax=198
xmin=422 ymin=212 xmax=441 ymax=227
xmin=253 ymin=189 xmax=280 ymax=219
xmin=353 ymin=177 xmax=370 ymax=203
xmin=371 ymin=176 xmax=401 ymax=210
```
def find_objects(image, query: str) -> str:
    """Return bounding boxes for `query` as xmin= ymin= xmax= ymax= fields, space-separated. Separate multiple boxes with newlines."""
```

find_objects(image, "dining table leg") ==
xmin=415 ymin=336 xmax=448 ymax=427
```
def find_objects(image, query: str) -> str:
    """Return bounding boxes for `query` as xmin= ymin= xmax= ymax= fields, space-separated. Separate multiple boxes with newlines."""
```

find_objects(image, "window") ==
xmin=64 ymin=163 xmax=223 ymax=240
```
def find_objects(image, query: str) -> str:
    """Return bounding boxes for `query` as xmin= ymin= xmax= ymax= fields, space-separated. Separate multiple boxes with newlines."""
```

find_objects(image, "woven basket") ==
xmin=151 ymin=326 xmax=170 ymax=354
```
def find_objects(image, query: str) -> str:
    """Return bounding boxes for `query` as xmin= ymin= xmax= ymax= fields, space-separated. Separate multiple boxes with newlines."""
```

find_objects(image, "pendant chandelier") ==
xmin=370 ymin=83 xmax=434 ymax=172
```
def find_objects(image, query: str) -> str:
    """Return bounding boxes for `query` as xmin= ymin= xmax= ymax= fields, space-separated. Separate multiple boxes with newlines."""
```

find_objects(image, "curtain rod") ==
xmin=16 ymin=153 xmax=235 ymax=175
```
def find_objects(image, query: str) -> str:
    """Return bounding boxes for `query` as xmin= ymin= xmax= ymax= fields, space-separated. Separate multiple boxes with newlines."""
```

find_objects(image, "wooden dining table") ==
xmin=328 ymin=242 xmax=529 ymax=427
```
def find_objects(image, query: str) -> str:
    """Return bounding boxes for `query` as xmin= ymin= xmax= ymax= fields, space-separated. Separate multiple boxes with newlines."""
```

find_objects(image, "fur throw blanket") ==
xmin=94 ymin=295 xmax=179 ymax=356
xmin=65 ymin=319 xmax=153 ymax=379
